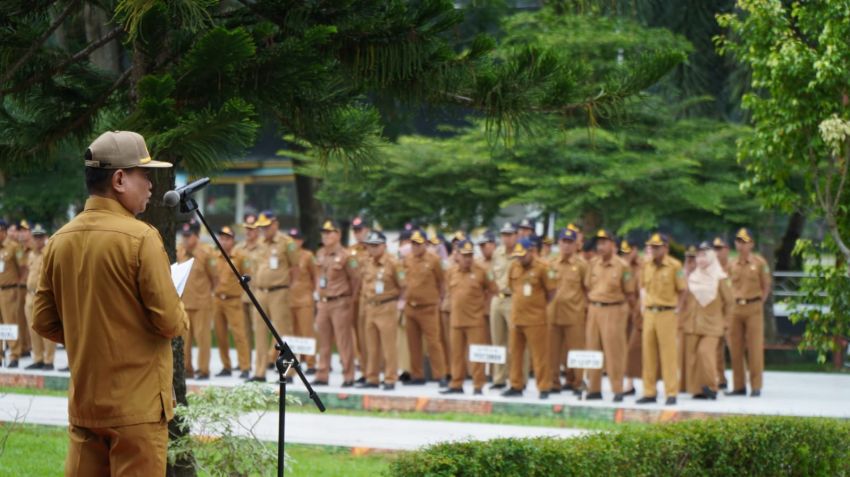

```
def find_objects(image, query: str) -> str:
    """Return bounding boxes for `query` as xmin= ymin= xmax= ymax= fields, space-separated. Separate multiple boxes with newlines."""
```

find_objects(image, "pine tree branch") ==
xmin=1 ymin=26 xmax=124 ymax=96
xmin=0 ymin=0 xmax=82 ymax=91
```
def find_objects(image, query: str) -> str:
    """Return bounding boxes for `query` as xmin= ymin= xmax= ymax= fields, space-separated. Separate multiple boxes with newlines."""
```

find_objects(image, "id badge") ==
xmin=375 ymin=280 xmax=384 ymax=295
xmin=0 ymin=260 xmax=4 ymax=274
xmin=269 ymin=256 xmax=279 ymax=270
xmin=319 ymin=276 xmax=327 ymax=289
xmin=523 ymin=283 xmax=532 ymax=297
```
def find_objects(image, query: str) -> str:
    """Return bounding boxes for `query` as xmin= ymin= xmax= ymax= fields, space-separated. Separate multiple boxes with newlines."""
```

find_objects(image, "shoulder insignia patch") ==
xmin=623 ymin=271 xmax=632 ymax=281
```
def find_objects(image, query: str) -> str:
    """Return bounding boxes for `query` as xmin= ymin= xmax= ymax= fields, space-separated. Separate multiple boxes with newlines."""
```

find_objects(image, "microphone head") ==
xmin=163 ymin=190 xmax=181 ymax=207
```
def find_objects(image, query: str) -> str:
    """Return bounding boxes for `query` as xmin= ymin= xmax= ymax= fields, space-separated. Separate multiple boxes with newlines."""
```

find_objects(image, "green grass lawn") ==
xmin=0 ymin=424 xmax=393 ymax=477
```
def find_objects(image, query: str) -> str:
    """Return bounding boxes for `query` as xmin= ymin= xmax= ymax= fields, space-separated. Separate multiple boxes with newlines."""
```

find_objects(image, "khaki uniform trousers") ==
xmin=213 ymin=296 xmax=251 ymax=372
xmin=585 ymin=303 xmax=628 ymax=394
xmin=365 ymin=300 xmax=398 ymax=385
xmin=354 ymin=297 xmax=368 ymax=373
xmin=253 ymin=288 xmax=294 ymax=378
xmin=716 ymin=338 xmax=727 ymax=385
xmin=397 ymin=311 xmax=410 ymax=374
xmin=449 ymin=325 xmax=488 ymax=390
xmin=241 ymin=302 xmax=254 ymax=349
xmin=685 ymin=334 xmax=720 ymax=394
xmin=678 ymin=329 xmax=688 ymax=393
xmin=316 ymin=296 xmax=355 ymax=382
xmin=488 ymin=296 xmax=511 ymax=385
xmin=548 ymin=322 xmax=584 ymax=390
xmin=728 ymin=301 xmax=764 ymax=391
xmin=16 ymin=287 xmax=30 ymax=353
xmin=642 ymin=309 xmax=679 ymax=398
xmin=182 ymin=306 xmax=212 ymax=376
xmin=0 ymin=287 xmax=21 ymax=360
xmin=25 ymin=292 xmax=55 ymax=364
xmin=292 ymin=304 xmax=317 ymax=368
xmin=404 ymin=303 xmax=447 ymax=381
xmin=65 ymin=418 xmax=167 ymax=477
xmin=625 ymin=325 xmax=642 ymax=378
xmin=508 ymin=324 xmax=550 ymax=392
xmin=440 ymin=309 xmax=451 ymax=372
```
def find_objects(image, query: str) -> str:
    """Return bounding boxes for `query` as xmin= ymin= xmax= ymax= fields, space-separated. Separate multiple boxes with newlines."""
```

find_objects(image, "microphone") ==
xmin=163 ymin=177 xmax=210 ymax=207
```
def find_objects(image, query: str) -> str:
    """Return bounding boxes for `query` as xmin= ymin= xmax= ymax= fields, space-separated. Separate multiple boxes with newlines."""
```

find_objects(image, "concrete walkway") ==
xmin=0 ymin=394 xmax=588 ymax=450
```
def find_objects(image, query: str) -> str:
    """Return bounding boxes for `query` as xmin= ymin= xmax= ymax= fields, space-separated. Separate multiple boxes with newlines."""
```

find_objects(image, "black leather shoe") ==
xmin=382 ymin=383 xmax=395 ymax=391
xmin=43 ymin=364 xmax=54 ymax=371
xmin=584 ymin=392 xmax=603 ymax=400
xmin=311 ymin=379 xmax=329 ymax=386
xmin=665 ymin=397 xmax=677 ymax=405
xmin=58 ymin=366 xmax=70 ymax=372
xmin=549 ymin=387 xmax=561 ymax=394
xmin=725 ymin=388 xmax=746 ymax=396
xmin=357 ymin=382 xmax=379 ymax=389
xmin=247 ymin=376 xmax=266 ymax=383
xmin=702 ymin=385 xmax=718 ymax=400
xmin=403 ymin=379 xmax=426 ymax=386
xmin=25 ymin=362 xmax=44 ymax=370
xmin=473 ymin=388 xmax=483 ymax=396
xmin=355 ymin=376 xmax=367 ymax=384
xmin=239 ymin=370 xmax=250 ymax=379
xmin=195 ymin=373 xmax=209 ymax=380
xmin=341 ymin=380 xmax=354 ymax=388
xmin=489 ymin=383 xmax=506 ymax=390
xmin=623 ymin=387 xmax=637 ymax=396
xmin=613 ymin=393 xmax=624 ymax=403
xmin=501 ymin=387 xmax=523 ymax=397
xmin=21 ymin=351 xmax=31 ymax=358
xmin=440 ymin=387 xmax=463 ymax=395
xmin=750 ymin=389 xmax=761 ymax=397
xmin=398 ymin=371 xmax=411 ymax=382
xmin=438 ymin=378 xmax=449 ymax=388
xmin=539 ymin=391 xmax=549 ymax=400
xmin=215 ymin=369 xmax=232 ymax=377
xmin=692 ymin=393 xmax=708 ymax=400
xmin=7 ymin=360 xmax=18 ymax=369
xmin=718 ymin=381 xmax=728 ymax=390
xmin=636 ymin=396 xmax=657 ymax=404
xmin=305 ymin=367 xmax=317 ymax=375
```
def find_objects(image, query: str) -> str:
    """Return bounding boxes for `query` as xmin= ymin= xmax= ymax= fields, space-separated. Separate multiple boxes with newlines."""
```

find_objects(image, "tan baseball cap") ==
xmin=85 ymin=131 xmax=172 ymax=169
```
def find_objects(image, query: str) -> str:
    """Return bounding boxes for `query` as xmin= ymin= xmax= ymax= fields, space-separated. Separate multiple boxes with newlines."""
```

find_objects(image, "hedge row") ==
xmin=388 ymin=416 xmax=850 ymax=476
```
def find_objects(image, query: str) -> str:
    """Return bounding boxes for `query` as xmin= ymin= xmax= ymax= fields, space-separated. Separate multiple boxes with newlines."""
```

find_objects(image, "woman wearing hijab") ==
xmin=683 ymin=242 xmax=733 ymax=399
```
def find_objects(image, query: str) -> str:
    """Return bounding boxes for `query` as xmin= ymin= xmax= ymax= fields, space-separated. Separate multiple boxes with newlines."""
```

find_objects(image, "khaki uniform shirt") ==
xmin=316 ymin=244 xmax=358 ymax=299
xmin=26 ymin=248 xmax=44 ymax=292
xmin=291 ymin=248 xmax=318 ymax=308
xmin=234 ymin=239 xmax=262 ymax=303
xmin=254 ymin=231 xmax=298 ymax=289
xmin=551 ymin=254 xmax=589 ymax=325
xmin=509 ymin=258 xmax=556 ymax=326
xmin=362 ymin=252 xmax=403 ymax=303
xmin=729 ymin=254 xmax=771 ymax=301
xmin=33 ymin=197 xmax=189 ymax=427
xmin=586 ymin=255 xmax=636 ymax=303
xmin=0 ymin=238 xmax=26 ymax=286
xmin=641 ymin=255 xmax=686 ymax=308
xmin=684 ymin=279 xmax=733 ymax=337
xmin=491 ymin=244 xmax=512 ymax=296
xmin=214 ymin=248 xmax=251 ymax=298
xmin=177 ymin=243 xmax=217 ymax=310
xmin=448 ymin=262 xmax=496 ymax=328
xmin=402 ymin=252 xmax=443 ymax=306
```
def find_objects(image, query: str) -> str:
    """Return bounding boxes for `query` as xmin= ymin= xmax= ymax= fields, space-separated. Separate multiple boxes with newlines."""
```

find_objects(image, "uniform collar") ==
xmin=559 ymin=253 xmax=575 ymax=264
xmin=84 ymin=196 xmax=135 ymax=219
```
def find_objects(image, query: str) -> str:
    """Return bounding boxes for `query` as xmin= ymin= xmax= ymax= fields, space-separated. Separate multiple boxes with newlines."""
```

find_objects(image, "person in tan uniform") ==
xmin=584 ymin=229 xmax=636 ymax=402
xmin=348 ymin=216 xmax=370 ymax=382
xmin=621 ymin=239 xmax=643 ymax=396
xmin=15 ymin=220 xmax=32 ymax=358
xmin=684 ymin=242 xmax=733 ymax=400
xmin=396 ymin=228 xmax=414 ymax=381
xmin=548 ymin=228 xmax=588 ymax=395
xmin=233 ymin=214 xmax=261 ymax=352
xmin=440 ymin=231 xmax=467 ymax=370
xmin=250 ymin=210 xmax=300 ymax=382
xmin=313 ymin=219 xmax=360 ymax=386
xmin=402 ymin=230 xmax=448 ymax=387
xmin=502 ymin=237 xmax=556 ymax=399
xmin=289 ymin=228 xmax=318 ymax=373
xmin=637 ymin=232 xmax=687 ymax=406
xmin=541 ymin=236 xmax=554 ymax=261
xmin=489 ymin=222 xmax=517 ymax=389
xmin=712 ymin=236 xmax=731 ymax=389
xmin=212 ymin=226 xmax=251 ymax=379
xmin=24 ymin=225 xmax=55 ymax=370
xmin=0 ymin=220 xmax=27 ymax=368
xmin=33 ymin=130 xmax=188 ymax=476
xmin=727 ymin=227 xmax=771 ymax=397
xmin=677 ymin=245 xmax=698 ymax=394
xmin=357 ymin=231 xmax=403 ymax=390
xmin=440 ymin=240 xmax=497 ymax=395
xmin=177 ymin=219 xmax=218 ymax=380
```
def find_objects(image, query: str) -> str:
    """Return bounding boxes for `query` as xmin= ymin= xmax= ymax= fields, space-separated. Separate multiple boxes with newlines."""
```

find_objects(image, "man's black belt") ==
xmin=320 ymin=294 xmax=351 ymax=303
xmin=368 ymin=296 xmax=399 ymax=306
xmin=590 ymin=300 xmax=624 ymax=307
xmin=647 ymin=305 xmax=676 ymax=312
xmin=16 ymin=284 xmax=26 ymax=289
xmin=258 ymin=285 xmax=289 ymax=293
xmin=0 ymin=284 xmax=17 ymax=290
xmin=735 ymin=296 xmax=762 ymax=305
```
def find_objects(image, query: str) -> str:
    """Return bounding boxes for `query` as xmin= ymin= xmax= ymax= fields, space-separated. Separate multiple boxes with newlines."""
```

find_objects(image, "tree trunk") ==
xmin=775 ymin=211 xmax=805 ymax=271
xmin=83 ymin=4 xmax=121 ymax=74
xmin=295 ymin=172 xmax=324 ymax=250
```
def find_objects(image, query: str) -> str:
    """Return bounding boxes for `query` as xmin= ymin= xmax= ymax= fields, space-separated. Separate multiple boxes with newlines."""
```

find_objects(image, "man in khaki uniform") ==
xmin=441 ymin=240 xmax=497 ymax=395
xmin=357 ymin=231 xmax=403 ymax=390
xmin=727 ymin=227 xmax=771 ymax=397
xmin=0 ymin=220 xmax=27 ymax=368
xmin=177 ymin=219 xmax=218 ymax=380
xmin=33 ymin=130 xmax=188 ymax=476
xmin=24 ymin=225 xmax=55 ymax=370
xmin=250 ymin=211 xmax=299 ymax=382
xmin=502 ymin=238 xmax=556 ymax=399
xmin=233 ymin=214 xmax=261 ymax=350
xmin=548 ymin=228 xmax=588 ymax=394
xmin=621 ymin=239 xmax=643 ymax=396
xmin=637 ymin=233 xmax=686 ymax=406
xmin=489 ymin=222 xmax=517 ymax=389
xmin=313 ymin=220 xmax=359 ymax=386
xmin=15 ymin=220 xmax=32 ymax=357
xmin=289 ymin=228 xmax=318 ymax=373
xmin=584 ymin=229 xmax=636 ymax=402
xmin=348 ymin=216 xmax=370 ymax=382
xmin=677 ymin=244 xmax=698 ymax=393
xmin=712 ymin=236 xmax=731 ymax=389
xmin=212 ymin=226 xmax=251 ymax=379
xmin=402 ymin=230 xmax=448 ymax=387
xmin=517 ymin=218 xmax=535 ymax=239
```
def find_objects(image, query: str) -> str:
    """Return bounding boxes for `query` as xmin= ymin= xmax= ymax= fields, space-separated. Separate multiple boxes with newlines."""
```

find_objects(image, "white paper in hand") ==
xmin=171 ymin=258 xmax=194 ymax=298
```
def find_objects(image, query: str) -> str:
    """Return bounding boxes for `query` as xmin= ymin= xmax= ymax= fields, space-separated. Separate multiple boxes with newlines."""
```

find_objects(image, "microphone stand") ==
xmin=177 ymin=195 xmax=325 ymax=477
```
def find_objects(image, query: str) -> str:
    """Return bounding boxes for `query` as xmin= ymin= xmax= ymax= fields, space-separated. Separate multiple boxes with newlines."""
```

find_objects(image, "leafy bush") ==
xmin=388 ymin=416 xmax=850 ymax=477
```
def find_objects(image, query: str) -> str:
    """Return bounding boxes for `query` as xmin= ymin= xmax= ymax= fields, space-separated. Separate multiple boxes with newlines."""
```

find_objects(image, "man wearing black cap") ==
xmin=488 ymin=222 xmax=518 ymax=389
xmin=517 ymin=218 xmax=535 ymax=239
xmin=177 ymin=219 xmax=219 ymax=380
xmin=24 ymin=225 xmax=54 ymax=370
xmin=212 ymin=226 xmax=252 ymax=379
xmin=548 ymin=228 xmax=588 ymax=394
xmin=0 ymin=219 xmax=27 ymax=367
xmin=289 ymin=228 xmax=318 ymax=374
xmin=233 ymin=214 xmax=261 ymax=349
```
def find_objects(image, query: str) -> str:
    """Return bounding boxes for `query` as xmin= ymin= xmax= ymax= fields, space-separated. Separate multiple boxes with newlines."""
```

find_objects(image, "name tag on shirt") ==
xmin=0 ymin=261 xmax=4 ymax=274
xmin=269 ymin=256 xmax=279 ymax=270
xmin=567 ymin=350 xmax=604 ymax=369
xmin=375 ymin=280 xmax=384 ymax=295
xmin=469 ymin=345 xmax=506 ymax=364
xmin=0 ymin=324 xmax=18 ymax=341
xmin=523 ymin=283 xmax=532 ymax=297
xmin=319 ymin=277 xmax=327 ymax=289
xmin=282 ymin=336 xmax=317 ymax=355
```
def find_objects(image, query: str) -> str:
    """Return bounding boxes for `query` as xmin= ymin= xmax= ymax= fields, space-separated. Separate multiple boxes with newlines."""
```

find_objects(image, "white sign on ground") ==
xmin=282 ymin=336 xmax=317 ymax=355
xmin=469 ymin=345 xmax=507 ymax=364
xmin=567 ymin=350 xmax=604 ymax=369
xmin=0 ymin=324 xmax=18 ymax=341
